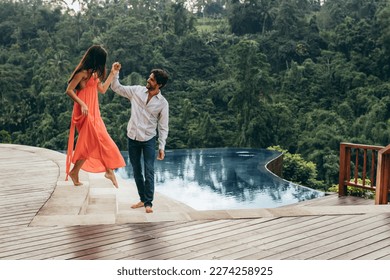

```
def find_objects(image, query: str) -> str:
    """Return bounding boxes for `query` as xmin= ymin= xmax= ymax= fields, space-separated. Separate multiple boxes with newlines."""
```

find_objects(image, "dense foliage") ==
xmin=1 ymin=0 xmax=390 ymax=190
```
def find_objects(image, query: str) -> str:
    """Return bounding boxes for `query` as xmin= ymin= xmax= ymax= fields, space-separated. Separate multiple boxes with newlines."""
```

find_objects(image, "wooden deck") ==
xmin=1 ymin=144 xmax=390 ymax=260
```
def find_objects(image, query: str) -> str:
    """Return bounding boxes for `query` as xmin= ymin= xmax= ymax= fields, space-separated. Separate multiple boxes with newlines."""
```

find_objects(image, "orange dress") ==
xmin=65 ymin=76 xmax=125 ymax=179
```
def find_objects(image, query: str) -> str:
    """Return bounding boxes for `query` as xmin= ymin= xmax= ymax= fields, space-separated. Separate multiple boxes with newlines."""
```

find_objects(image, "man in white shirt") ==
xmin=110 ymin=63 xmax=169 ymax=213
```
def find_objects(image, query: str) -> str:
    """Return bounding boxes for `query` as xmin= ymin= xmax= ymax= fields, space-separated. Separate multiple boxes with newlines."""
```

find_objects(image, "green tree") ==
xmin=268 ymin=145 xmax=323 ymax=189
xmin=227 ymin=39 xmax=274 ymax=147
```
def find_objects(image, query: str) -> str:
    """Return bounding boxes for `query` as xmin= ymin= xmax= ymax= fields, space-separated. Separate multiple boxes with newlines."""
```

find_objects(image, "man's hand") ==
xmin=157 ymin=149 xmax=165 ymax=160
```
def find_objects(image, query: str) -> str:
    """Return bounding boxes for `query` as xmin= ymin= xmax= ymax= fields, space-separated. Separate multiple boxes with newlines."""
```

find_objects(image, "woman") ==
xmin=65 ymin=45 xmax=125 ymax=188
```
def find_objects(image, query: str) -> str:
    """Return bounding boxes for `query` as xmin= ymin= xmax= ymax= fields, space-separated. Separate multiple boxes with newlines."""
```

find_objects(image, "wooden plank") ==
xmin=122 ymin=217 xmax=319 ymax=260
xmin=202 ymin=214 xmax=387 ymax=260
xmin=0 ymin=226 xmax=146 ymax=259
xmin=0 ymin=224 xmax=143 ymax=252
xmin=33 ymin=233 xmax=159 ymax=260
xmin=29 ymin=221 xmax=206 ymax=260
xmin=286 ymin=195 xmax=374 ymax=207
xmin=7 ymin=221 xmax=192 ymax=250
xmin=67 ymin=220 xmax=239 ymax=260
xmin=0 ymin=195 xmax=51 ymax=205
xmin=2 ymin=221 xmax=209 ymax=259
xmin=282 ymin=215 xmax=390 ymax=260
xmin=0 ymin=215 xmax=35 ymax=224
xmin=77 ymin=219 xmax=274 ymax=260
xmin=310 ymin=225 xmax=390 ymax=259
xmin=169 ymin=215 xmax=351 ymax=260
xmin=0 ymin=180 xmax=56 ymax=187
xmin=0 ymin=220 xmax=34 ymax=228
xmin=0 ymin=188 xmax=53 ymax=195
xmin=0 ymin=227 xmax=65 ymax=241
xmin=188 ymin=216 xmax=339 ymax=260
xmin=44 ymin=221 xmax=210 ymax=260
xmin=254 ymin=215 xmax=381 ymax=260
xmin=49 ymin=235 xmax=163 ymax=260
xmin=332 ymin=236 xmax=390 ymax=260
xmin=0 ymin=196 xmax=50 ymax=204
xmin=63 ymin=220 xmax=254 ymax=260
xmin=0 ymin=226 xmax=111 ymax=248
xmin=377 ymin=252 xmax=390 ymax=259
xmin=261 ymin=214 xmax=385 ymax=260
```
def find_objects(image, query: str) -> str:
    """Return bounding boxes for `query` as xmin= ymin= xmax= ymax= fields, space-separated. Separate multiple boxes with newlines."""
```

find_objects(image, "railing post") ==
xmin=338 ymin=142 xmax=385 ymax=199
xmin=375 ymin=145 xmax=390 ymax=204
xmin=338 ymin=143 xmax=348 ymax=196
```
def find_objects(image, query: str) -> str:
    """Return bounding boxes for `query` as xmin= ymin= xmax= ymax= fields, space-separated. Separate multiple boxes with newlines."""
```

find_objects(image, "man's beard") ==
xmin=146 ymin=82 xmax=155 ymax=91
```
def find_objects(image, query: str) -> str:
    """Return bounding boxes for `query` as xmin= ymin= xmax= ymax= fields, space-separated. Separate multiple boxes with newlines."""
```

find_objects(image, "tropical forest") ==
xmin=1 ymin=0 xmax=390 ymax=192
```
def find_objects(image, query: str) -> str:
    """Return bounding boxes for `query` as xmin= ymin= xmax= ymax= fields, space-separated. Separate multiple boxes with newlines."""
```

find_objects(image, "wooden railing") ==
xmin=338 ymin=142 xmax=390 ymax=204
xmin=375 ymin=144 xmax=390 ymax=204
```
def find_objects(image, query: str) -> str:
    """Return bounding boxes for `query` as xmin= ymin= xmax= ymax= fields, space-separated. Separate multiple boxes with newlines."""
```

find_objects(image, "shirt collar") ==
xmin=145 ymin=89 xmax=163 ymax=99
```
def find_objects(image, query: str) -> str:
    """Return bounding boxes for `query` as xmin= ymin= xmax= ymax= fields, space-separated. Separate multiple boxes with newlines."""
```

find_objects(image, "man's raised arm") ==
xmin=110 ymin=62 xmax=132 ymax=99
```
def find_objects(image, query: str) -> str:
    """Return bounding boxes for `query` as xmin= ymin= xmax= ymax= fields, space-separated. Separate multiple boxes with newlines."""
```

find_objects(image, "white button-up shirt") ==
xmin=111 ymin=74 xmax=169 ymax=150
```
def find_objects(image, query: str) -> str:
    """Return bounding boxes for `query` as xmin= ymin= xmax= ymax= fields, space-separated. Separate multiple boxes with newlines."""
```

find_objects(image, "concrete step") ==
xmin=29 ymin=213 xmax=116 ymax=226
xmin=85 ymin=203 xmax=117 ymax=215
xmin=85 ymin=191 xmax=117 ymax=215
xmin=83 ymin=176 xmax=119 ymax=215
xmin=116 ymin=210 xmax=192 ymax=223
xmin=34 ymin=180 xmax=90 ymax=216
xmin=89 ymin=194 xmax=117 ymax=205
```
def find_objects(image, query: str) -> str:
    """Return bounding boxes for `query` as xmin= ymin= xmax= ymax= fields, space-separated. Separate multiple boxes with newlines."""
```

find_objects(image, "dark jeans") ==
xmin=128 ymin=137 xmax=156 ymax=207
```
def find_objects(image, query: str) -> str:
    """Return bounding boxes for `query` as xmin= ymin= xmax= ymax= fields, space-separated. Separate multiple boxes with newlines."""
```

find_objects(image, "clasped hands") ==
xmin=111 ymin=62 xmax=121 ymax=74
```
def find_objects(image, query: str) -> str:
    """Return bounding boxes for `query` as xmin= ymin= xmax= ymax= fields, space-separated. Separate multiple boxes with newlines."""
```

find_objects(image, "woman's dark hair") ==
xmin=151 ymin=69 xmax=169 ymax=89
xmin=68 ymin=45 xmax=107 ymax=89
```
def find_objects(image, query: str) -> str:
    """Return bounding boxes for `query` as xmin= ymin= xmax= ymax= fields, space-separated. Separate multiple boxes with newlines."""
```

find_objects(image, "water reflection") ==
xmin=117 ymin=148 xmax=324 ymax=210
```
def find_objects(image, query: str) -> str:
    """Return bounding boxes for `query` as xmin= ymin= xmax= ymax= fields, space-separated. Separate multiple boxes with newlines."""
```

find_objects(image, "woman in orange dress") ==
xmin=65 ymin=45 xmax=125 ymax=188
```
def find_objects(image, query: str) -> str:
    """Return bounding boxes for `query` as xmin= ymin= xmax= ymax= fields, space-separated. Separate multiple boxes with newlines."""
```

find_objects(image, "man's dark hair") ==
xmin=151 ymin=69 xmax=169 ymax=89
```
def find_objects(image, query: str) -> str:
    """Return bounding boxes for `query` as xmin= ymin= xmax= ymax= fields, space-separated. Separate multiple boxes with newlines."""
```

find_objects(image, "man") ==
xmin=110 ymin=62 xmax=169 ymax=213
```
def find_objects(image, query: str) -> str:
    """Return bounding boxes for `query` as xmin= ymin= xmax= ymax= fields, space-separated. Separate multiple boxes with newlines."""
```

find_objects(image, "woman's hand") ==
xmin=81 ymin=103 xmax=88 ymax=116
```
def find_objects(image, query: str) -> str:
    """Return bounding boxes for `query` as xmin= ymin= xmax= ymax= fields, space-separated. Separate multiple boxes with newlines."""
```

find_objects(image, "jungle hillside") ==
xmin=1 ymin=0 xmax=390 ymax=191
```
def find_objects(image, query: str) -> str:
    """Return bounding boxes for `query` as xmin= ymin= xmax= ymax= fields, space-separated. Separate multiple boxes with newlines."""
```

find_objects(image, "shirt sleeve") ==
xmin=157 ymin=101 xmax=169 ymax=151
xmin=110 ymin=73 xmax=134 ymax=99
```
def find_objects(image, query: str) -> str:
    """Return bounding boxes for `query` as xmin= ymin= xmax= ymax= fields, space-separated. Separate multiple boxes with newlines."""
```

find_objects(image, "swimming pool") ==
xmin=117 ymin=148 xmax=325 ymax=210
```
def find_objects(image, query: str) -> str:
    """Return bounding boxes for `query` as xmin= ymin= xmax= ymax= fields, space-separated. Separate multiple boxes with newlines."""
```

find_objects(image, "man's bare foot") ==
xmin=105 ymin=171 xmax=118 ymax=188
xmin=69 ymin=171 xmax=83 ymax=186
xmin=145 ymin=206 xmax=153 ymax=213
xmin=131 ymin=201 xmax=144 ymax=209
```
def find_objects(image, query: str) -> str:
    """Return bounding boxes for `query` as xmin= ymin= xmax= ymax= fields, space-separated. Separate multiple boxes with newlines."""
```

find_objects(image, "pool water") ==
xmin=117 ymin=148 xmax=325 ymax=210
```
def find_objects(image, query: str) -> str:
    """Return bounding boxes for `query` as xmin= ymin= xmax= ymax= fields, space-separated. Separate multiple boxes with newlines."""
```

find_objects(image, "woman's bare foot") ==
xmin=69 ymin=171 xmax=83 ymax=186
xmin=105 ymin=170 xmax=118 ymax=188
xmin=145 ymin=206 xmax=153 ymax=213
